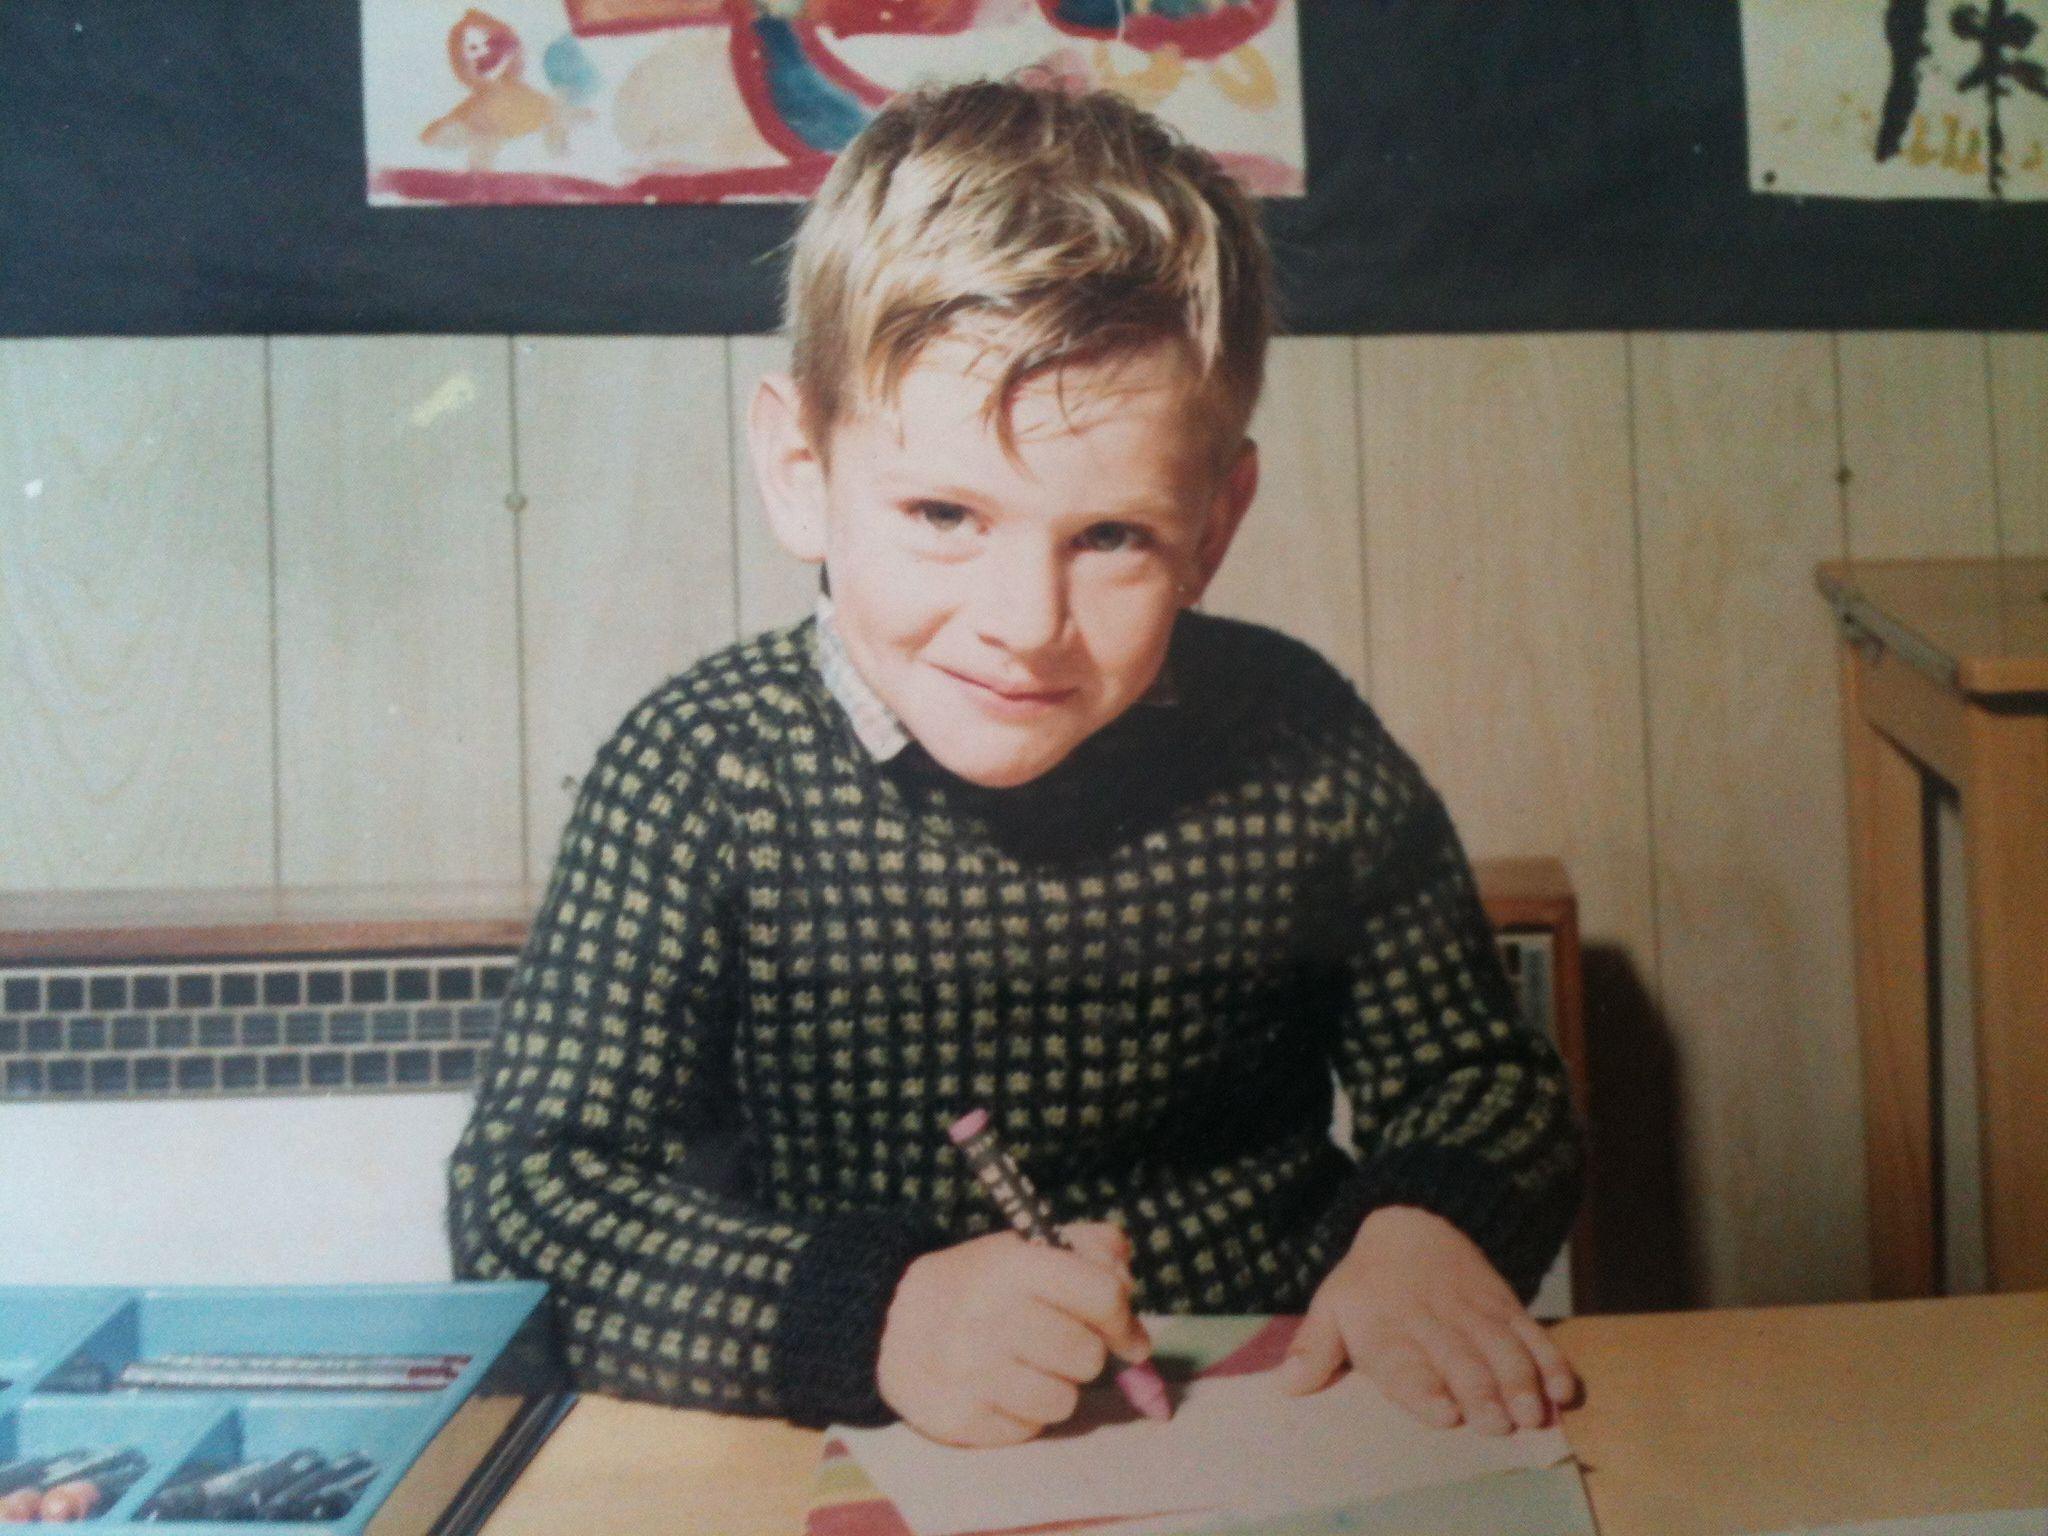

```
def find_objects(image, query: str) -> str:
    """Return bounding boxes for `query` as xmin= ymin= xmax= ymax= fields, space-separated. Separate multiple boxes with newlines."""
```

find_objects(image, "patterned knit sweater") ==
xmin=447 ymin=612 xmax=1584 ymax=1428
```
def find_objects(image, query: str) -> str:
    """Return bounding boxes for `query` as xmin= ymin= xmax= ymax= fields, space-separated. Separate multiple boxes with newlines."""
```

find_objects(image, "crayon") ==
xmin=26 ymin=1451 xmax=140 ymax=1493
xmin=147 ymin=1353 xmax=467 ymax=1372
xmin=0 ymin=1488 xmax=41 ymax=1522
xmin=259 ymin=1452 xmax=375 ymax=1520
xmin=948 ymin=1107 xmax=1173 ymax=1423
xmin=299 ymin=1464 xmax=376 ymax=1521
xmin=142 ymin=1452 xmax=301 ymax=1523
xmin=115 ymin=1365 xmax=450 ymax=1392
xmin=206 ymin=1449 xmax=327 ymax=1520
xmin=38 ymin=1453 xmax=147 ymax=1523
xmin=0 ymin=1458 xmax=59 ymax=1499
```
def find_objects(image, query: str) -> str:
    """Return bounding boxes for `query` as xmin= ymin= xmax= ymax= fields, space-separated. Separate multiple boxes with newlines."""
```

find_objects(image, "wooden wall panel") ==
xmin=0 ymin=338 xmax=274 ymax=890
xmin=1837 ymin=334 xmax=1999 ymax=558
xmin=512 ymin=336 xmax=736 ymax=878
xmin=728 ymin=335 xmax=817 ymax=638
xmin=270 ymin=337 xmax=523 ymax=886
xmin=1357 ymin=335 xmax=1656 ymax=952
xmin=1203 ymin=337 xmax=1370 ymax=690
xmin=1357 ymin=333 xmax=1667 ymax=1306
xmin=1631 ymin=332 xmax=1867 ymax=1306
xmin=1988 ymin=334 xmax=2048 ymax=556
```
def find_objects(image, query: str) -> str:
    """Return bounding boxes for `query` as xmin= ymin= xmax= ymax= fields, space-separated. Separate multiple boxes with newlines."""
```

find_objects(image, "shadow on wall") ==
xmin=1581 ymin=943 xmax=1699 ymax=1314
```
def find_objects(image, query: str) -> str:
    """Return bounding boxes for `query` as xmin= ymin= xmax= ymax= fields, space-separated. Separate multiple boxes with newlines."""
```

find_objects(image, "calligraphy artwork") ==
xmin=1742 ymin=0 xmax=2048 ymax=200
xmin=362 ymin=0 xmax=1305 ymax=206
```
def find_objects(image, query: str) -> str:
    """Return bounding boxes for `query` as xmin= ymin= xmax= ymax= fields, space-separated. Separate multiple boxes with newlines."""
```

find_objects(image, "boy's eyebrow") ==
xmin=890 ymin=480 xmax=1190 ymax=522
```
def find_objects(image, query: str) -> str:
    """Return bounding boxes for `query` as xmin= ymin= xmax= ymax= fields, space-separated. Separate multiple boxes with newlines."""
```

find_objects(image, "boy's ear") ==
xmin=748 ymin=371 xmax=830 ymax=565
xmin=1184 ymin=437 xmax=1259 ymax=606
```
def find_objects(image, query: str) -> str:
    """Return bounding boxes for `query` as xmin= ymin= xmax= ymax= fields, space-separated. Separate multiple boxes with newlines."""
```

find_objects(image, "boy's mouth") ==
xmin=937 ymin=666 xmax=1077 ymax=707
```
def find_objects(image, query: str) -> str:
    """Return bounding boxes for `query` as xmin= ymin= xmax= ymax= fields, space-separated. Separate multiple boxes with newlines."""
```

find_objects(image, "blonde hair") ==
xmin=784 ymin=79 xmax=1275 ymax=466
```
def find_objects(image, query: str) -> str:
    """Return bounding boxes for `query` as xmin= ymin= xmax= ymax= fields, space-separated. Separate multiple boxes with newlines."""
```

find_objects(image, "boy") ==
xmin=448 ymin=79 xmax=1583 ymax=1449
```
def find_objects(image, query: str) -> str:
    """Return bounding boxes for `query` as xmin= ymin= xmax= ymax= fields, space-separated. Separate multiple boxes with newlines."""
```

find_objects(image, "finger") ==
xmin=984 ymin=1359 xmax=1082 ymax=1429
xmin=1021 ymin=1248 xmax=1148 ymax=1361
xmin=1361 ymin=1335 xmax=1459 ymax=1428
xmin=1408 ymin=1314 xmax=1510 ymax=1434
xmin=1507 ymin=1313 xmax=1579 ymax=1406
xmin=931 ymin=1401 xmax=1041 ymax=1448
xmin=1059 ymin=1222 xmax=1134 ymax=1276
xmin=1010 ymin=1299 xmax=1111 ymax=1385
xmin=1275 ymin=1308 xmax=1346 ymax=1396
xmin=1461 ymin=1313 xmax=1547 ymax=1429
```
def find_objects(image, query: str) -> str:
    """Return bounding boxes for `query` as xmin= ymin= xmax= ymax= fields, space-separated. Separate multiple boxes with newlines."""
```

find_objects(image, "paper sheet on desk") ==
xmin=832 ymin=1365 xmax=1572 ymax=1536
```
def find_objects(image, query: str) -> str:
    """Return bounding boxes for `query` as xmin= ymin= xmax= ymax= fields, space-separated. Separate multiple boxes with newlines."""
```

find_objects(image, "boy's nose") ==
xmin=969 ymin=544 xmax=1070 ymax=657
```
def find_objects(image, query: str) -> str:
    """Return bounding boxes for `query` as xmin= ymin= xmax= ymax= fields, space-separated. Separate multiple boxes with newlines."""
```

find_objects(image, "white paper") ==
xmin=833 ymin=1366 xmax=1571 ymax=1536
xmin=1740 ymin=0 xmax=2048 ymax=202
xmin=360 ymin=1 xmax=1307 ymax=206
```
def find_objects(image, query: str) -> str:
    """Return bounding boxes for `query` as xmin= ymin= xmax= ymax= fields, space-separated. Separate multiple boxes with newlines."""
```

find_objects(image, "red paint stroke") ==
xmin=564 ymin=0 xmax=726 ymax=38
xmin=796 ymin=17 xmax=894 ymax=107
xmin=1038 ymin=0 xmax=1278 ymax=60
xmin=819 ymin=0 xmax=1031 ymax=36
xmin=369 ymin=160 xmax=829 ymax=203
xmin=371 ymin=147 xmax=1296 ymax=207
xmin=725 ymin=2 xmax=844 ymax=166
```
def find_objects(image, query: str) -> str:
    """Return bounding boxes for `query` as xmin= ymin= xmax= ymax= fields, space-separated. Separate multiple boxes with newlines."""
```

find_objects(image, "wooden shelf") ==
xmin=0 ymin=885 xmax=540 ymax=964
xmin=0 ymin=860 xmax=1572 ymax=965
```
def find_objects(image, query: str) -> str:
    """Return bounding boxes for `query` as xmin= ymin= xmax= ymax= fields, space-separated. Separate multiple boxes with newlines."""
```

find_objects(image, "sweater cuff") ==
xmin=1343 ymin=1143 xmax=1581 ymax=1304
xmin=772 ymin=1210 xmax=949 ymax=1429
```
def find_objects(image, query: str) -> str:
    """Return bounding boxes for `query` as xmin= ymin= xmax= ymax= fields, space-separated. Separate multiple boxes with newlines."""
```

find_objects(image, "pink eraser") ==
xmin=1116 ymin=1360 xmax=1172 ymax=1422
xmin=948 ymin=1108 xmax=990 ymax=1144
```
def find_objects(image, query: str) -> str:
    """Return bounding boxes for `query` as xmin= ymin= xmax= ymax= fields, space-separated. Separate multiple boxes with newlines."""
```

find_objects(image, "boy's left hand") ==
xmin=1274 ymin=1205 xmax=1578 ymax=1434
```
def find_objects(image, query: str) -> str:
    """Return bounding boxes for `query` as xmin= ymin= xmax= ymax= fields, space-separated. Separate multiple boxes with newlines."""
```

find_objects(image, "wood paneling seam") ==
xmin=1347 ymin=336 xmax=1374 ymax=700
xmin=725 ymin=339 xmax=743 ymax=647
xmin=1980 ymin=334 xmax=2007 ymax=561
xmin=508 ymin=336 xmax=534 ymax=885
xmin=263 ymin=335 xmax=285 ymax=891
xmin=1621 ymin=332 xmax=1668 ymax=993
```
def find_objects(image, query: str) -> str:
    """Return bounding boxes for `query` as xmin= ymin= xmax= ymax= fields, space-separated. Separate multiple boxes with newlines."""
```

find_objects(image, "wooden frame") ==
xmin=1821 ymin=558 xmax=2048 ymax=1295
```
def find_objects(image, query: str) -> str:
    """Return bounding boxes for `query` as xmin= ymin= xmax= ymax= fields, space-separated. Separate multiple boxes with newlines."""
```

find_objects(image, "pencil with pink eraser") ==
xmin=946 ymin=1107 xmax=1171 ymax=1422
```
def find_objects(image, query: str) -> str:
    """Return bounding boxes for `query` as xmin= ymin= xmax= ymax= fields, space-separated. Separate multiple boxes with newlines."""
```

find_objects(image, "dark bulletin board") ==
xmin=2 ymin=1 xmax=2044 ymax=338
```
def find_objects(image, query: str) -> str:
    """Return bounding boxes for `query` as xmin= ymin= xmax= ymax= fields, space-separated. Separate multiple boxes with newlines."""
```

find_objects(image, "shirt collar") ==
xmin=812 ymin=593 xmax=1180 ymax=764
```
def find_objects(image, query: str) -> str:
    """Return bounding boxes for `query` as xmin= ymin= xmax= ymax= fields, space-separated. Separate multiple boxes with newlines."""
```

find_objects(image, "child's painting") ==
xmin=362 ymin=1 xmax=1306 ymax=205
xmin=1743 ymin=0 xmax=2048 ymax=200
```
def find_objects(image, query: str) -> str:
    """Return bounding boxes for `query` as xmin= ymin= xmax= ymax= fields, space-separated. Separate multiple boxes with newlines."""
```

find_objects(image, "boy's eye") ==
xmin=1076 ymin=521 xmax=1151 ymax=554
xmin=907 ymin=500 xmax=971 ymax=532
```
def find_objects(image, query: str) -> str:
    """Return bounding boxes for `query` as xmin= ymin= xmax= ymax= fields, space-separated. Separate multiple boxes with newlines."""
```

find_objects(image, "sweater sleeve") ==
xmin=1323 ymin=736 xmax=1586 ymax=1303
xmin=445 ymin=700 xmax=945 ymax=1426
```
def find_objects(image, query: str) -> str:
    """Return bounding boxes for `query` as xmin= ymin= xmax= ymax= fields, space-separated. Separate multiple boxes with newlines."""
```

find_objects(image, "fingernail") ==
xmin=1473 ymin=1405 xmax=1511 ymax=1435
xmin=1511 ymin=1392 xmax=1544 ymax=1427
xmin=1426 ymin=1396 xmax=1459 ymax=1426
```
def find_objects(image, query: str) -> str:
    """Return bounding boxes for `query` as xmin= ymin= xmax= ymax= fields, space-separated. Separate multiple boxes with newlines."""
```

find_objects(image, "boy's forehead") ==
xmin=849 ymin=334 xmax=1213 ymax=454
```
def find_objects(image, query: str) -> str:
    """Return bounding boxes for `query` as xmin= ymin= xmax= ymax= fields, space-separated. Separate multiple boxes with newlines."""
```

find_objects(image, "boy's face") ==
xmin=755 ymin=336 xmax=1257 ymax=789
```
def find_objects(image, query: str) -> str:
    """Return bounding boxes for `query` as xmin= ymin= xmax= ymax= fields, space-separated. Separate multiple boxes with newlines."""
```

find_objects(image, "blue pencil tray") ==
xmin=0 ymin=1282 xmax=565 ymax=1534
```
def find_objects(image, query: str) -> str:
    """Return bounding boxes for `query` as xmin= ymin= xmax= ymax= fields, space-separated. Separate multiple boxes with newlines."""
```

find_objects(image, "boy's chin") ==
xmin=912 ymin=727 xmax=1079 ymax=789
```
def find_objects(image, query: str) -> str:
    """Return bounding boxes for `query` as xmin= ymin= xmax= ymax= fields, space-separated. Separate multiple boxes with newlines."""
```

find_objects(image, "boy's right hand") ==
xmin=877 ymin=1222 xmax=1150 ymax=1446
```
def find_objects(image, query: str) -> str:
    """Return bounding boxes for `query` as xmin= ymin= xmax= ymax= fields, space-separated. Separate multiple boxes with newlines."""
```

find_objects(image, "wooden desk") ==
xmin=1818 ymin=559 xmax=2048 ymax=1296
xmin=480 ymin=1293 xmax=2048 ymax=1536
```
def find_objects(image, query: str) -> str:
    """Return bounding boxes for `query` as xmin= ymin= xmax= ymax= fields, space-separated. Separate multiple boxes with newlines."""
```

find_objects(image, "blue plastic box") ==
xmin=0 ymin=1283 xmax=567 ymax=1533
